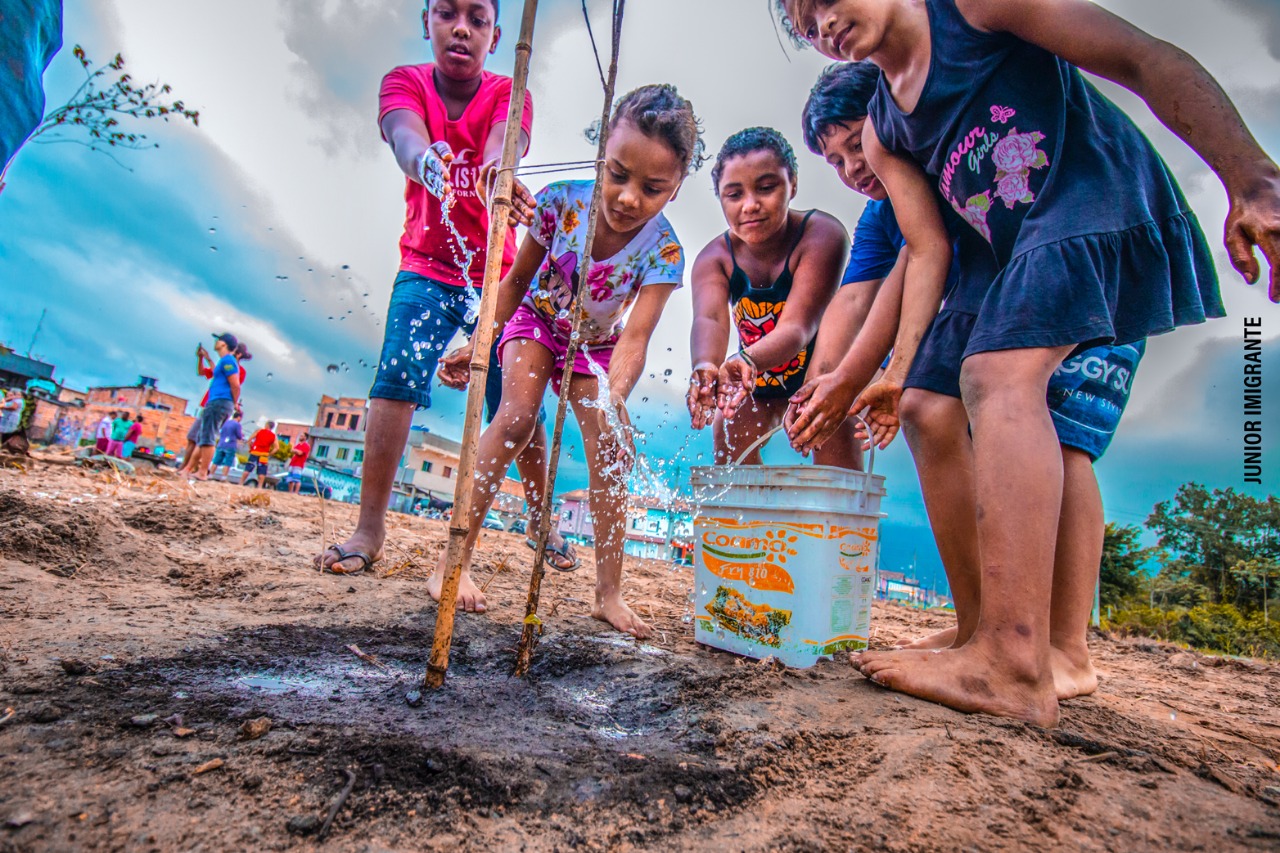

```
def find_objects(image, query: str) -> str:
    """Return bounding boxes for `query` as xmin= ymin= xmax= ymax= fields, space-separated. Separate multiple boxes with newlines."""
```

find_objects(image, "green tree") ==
xmin=1099 ymin=522 xmax=1151 ymax=607
xmin=1146 ymin=484 xmax=1279 ymax=611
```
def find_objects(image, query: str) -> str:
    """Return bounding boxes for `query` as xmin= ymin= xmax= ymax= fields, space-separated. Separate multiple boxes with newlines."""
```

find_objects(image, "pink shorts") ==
xmin=499 ymin=305 xmax=615 ymax=396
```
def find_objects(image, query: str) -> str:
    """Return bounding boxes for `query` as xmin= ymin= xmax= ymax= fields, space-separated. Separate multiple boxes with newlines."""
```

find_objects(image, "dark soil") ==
xmin=1 ymin=460 xmax=1278 ymax=852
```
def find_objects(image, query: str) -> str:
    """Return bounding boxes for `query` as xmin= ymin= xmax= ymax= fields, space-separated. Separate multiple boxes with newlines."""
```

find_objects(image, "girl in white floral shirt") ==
xmin=432 ymin=84 xmax=702 ymax=639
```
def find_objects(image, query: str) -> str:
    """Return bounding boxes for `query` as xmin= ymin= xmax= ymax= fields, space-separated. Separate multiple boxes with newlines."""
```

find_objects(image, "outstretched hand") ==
xmin=417 ymin=141 xmax=454 ymax=200
xmin=1225 ymin=171 xmax=1280 ymax=302
xmin=687 ymin=366 xmax=718 ymax=430
xmin=850 ymin=378 xmax=904 ymax=450
xmin=784 ymin=372 xmax=858 ymax=456
xmin=717 ymin=355 xmax=755 ymax=420
xmin=436 ymin=343 xmax=473 ymax=390
xmin=478 ymin=161 xmax=537 ymax=228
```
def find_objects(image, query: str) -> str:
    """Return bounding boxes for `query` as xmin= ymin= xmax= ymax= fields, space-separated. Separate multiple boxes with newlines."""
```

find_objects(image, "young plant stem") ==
xmin=513 ymin=0 xmax=627 ymax=678
xmin=424 ymin=0 xmax=541 ymax=689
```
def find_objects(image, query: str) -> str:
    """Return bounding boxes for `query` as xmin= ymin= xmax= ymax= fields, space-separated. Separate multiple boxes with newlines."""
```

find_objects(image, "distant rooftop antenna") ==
xmin=26 ymin=308 xmax=47 ymax=357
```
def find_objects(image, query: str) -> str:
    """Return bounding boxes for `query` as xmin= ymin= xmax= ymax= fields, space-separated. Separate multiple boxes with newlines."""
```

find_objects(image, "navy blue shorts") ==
xmin=904 ymin=310 xmax=1145 ymax=460
xmin=371 ymin=272 xmax=504 ymax=420
xmin=243 ymin=455 xmax=269 ymax=475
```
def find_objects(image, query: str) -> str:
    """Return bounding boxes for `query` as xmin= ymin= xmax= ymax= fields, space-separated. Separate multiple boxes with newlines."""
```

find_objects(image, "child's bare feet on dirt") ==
xmin=850 ymin=643 xmax=1059 ymax=727
xmin=593 ymin=593 xmax=651 ymax=639
xmin=1050 ymin=643 xmax=1098 ymax=700
xmin=427 ymin=550 xmax=486 ymax=612
xmin=314 ymin=533 xmax=384 ymax=575
xmin=895 ymin=626 xmax=958 ymax=650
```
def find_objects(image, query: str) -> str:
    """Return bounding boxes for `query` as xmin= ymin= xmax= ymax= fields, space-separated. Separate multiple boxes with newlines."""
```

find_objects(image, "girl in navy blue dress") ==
xmin=778 ymin=0 xmax=1280 ymax=726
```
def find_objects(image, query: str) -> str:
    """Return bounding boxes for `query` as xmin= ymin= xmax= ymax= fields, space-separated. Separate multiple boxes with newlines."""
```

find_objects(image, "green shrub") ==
xmin=1104 ymin=601 xmax=1280 ymax=659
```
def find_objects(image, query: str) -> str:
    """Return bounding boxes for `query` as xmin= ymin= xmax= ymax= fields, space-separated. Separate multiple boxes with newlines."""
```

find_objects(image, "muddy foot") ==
xmin=427 ymin=566 xmax=487 ymax=613
xmin=592 ymin=595 xmax=651 ymax=639
xmin=1051 ymin=645 xmax=1098 ymax=700
xmin=851 ymin=644 xmax=1059 ymax=727
xmin=895 ymin=626 xmax=958 ymax=650
xmin=315 ymin=533 xmax=384 ymax=575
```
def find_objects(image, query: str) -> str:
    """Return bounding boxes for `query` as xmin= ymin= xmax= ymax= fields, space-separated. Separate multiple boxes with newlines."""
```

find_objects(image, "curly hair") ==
xmin=588 ymin=83 xmax=706 ymax=175
xmin=711 ymin=127 xmax=799 ymax=196
xmin=772 ymin=0 xmax=811 ymax=50
xmin=801 ymin=62 xmax=881 ymax=155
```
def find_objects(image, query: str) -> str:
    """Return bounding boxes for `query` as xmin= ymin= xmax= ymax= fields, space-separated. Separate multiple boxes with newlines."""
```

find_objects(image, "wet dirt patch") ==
xmin=0 ymin=491 xmax=102 ymax=566
xmin=122 ymin=503 xmax=224 ymax=539
xmin=50 ymin=619 xmax=773 ymax=841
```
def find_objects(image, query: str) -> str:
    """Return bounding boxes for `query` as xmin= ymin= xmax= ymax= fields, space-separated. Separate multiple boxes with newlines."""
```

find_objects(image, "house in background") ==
xmin=308 ymin=395 xmax=369 ymax=476
xmin=27 ymin=376 xmax=194 ymax=451
xmin=0 ymin=347 xmax=55 ymax=390
xmin=403 ymin=428 xmax=525 ymax=517
xmin=557 ymin=490 xmax=692 ymax=561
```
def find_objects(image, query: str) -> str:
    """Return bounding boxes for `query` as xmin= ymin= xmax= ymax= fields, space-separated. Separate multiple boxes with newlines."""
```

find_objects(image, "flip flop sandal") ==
xmin=525 ymin=537 xmax=579 ymax=572
xmin=320 ymin=544 xmax=373 ymax=576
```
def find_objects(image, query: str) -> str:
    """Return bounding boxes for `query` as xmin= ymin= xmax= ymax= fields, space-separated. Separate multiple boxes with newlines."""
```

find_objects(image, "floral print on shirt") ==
xmin=526 ymin=180 xmax=684 ymax=345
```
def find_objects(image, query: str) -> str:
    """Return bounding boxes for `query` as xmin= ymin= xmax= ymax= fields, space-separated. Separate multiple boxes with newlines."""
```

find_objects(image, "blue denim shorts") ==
xmin=194 ymin=399 xmax=235 ymax=447
xmin=212 ymin=447 xmax=238 ymax=467
xmin=904 ymin=310 xmax=1145 ymax=460
xmin=370 ymin=272 xmax=503 ymax=419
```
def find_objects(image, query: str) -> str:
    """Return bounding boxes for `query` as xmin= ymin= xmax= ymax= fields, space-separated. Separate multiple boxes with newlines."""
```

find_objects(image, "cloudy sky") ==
xmin=2 ymin=0 xmax=1277 ymax=589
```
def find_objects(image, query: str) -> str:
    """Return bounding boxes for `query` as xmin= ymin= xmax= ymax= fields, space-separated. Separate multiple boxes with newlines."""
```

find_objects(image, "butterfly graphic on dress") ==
xmin=990 ymin=105 xmax=1017 ymax=125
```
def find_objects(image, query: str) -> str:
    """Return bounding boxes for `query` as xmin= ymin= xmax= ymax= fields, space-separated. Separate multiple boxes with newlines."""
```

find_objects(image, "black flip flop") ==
xmin=525 ymin=536 xmax=579 ymax=572
xmin=320 ymin=544 xmax=373 ymax=576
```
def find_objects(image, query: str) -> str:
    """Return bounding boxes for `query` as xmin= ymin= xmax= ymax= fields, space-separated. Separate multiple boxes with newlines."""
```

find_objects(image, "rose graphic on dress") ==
xmin=991 ymin=127 xmax=1049 ymax=210
xmin=587 ymin=262 xmax=616 ymax=302
xmin=950 ymin=191 xmax=994 ymax=243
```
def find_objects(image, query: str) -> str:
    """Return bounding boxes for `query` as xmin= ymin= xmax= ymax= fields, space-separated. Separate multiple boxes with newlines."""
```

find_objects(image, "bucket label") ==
xmin=705 ymin=586 xmax=791 ymax=648
xmin=835 ymin=525 xmax=878 ymax=572
xmin=697 ymin=519 xmax=815 ymax=594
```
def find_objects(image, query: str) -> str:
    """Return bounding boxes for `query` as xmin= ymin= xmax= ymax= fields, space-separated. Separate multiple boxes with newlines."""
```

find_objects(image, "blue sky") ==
xmin=2 ymin=0 xmax=1278 ymax=590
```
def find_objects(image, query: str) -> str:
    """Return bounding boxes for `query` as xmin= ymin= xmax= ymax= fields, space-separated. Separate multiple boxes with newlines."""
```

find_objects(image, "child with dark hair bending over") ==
xmin=779 ymin=0 xmax=1279 ymax=726
xmin=687 ymin=128 xmax=854 ymax=466
xmin=438 ymin=84 xmax=703 ymax=637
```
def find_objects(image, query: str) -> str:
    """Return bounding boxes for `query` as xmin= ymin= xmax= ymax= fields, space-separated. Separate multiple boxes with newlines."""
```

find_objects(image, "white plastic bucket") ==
xmin=689 ymin=427 xmax=886 ymax=668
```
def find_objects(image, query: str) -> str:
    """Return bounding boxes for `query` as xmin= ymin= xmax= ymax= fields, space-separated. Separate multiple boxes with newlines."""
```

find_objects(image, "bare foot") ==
xmin=314 ymin=532 xmax=384 ymax=574
xmin=427 ymin=547 xmax=486 ymax=613
xmin=592 ymin=594 xmax=651 ymax=639
xmin=1050 ymin=643 xmax=1098 ymax=700
xmin=895 ymin=626 xmax=958 ymax=650
xmin=426 ymin=566 xmax=487 ymax=613
xmin=850 ymin=643 xmax=1059 ymax=727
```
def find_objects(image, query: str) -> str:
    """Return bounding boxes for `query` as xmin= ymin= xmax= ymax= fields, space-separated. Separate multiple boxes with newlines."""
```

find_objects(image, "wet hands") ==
xmin=850 ymin=378 xmax=904 ymax=450
xmin=596 ymin=393 xmax=635 ymax=475
xmin=716 ymin=353 xmax=756 ymax=420
xmin=417 ymin=141 xmax=454 ymax=200
xmin=1225 ymin=169 xmax=1280 ymax=301
xmin=784 ymin=370 xmax=864 ymax=456
xmin=478 ymin=161 xmax=537 ymax=228
xmin=436 ymin=342 xmax=473 ymax=390
xmin=686 ymin=364 xmax=718 ymax=430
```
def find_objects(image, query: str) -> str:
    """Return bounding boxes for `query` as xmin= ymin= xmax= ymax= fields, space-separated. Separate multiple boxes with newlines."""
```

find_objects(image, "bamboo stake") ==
xmin=514 ymin=0 xmax=626 ymax=678
xmin=424 ymin=0 xmax=540 ymax=690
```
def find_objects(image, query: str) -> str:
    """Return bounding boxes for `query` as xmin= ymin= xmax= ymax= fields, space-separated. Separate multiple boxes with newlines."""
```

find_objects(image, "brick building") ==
xmin=76 ymin=378 xmax=195 ymax=451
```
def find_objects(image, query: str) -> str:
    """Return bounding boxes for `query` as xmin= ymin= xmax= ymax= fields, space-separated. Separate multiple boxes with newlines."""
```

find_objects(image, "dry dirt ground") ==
xmin=1 ymin=456 xmax=1278 ymax=852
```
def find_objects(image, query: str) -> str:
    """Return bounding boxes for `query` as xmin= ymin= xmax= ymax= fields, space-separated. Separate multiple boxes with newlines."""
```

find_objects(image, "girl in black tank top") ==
xmin=688 ymin=127 xmax=853 ymax=466
xmin=727 ymin=209 xmax=817 ymax=398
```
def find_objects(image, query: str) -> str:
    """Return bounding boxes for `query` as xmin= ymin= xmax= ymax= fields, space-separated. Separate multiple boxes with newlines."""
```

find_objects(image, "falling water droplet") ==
xmin=266 ymin=372 xmax=274 ymax=381
xmin=326 ymin=364 xmax=339 ymax=374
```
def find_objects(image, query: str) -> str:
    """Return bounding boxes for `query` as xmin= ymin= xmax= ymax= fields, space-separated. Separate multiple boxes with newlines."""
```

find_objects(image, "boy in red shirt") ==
xmin=286 ymin=433 xmax=311 ymax=494
xmin=239 ymin=420 xmax=278 ymax=489
xmin=318 ymin=0 xmax=563 ymax=596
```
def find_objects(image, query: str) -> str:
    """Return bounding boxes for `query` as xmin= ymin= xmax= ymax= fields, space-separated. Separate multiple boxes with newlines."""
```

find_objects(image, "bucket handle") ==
xmin=732 ymin=414 xmax=876 ymax=476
